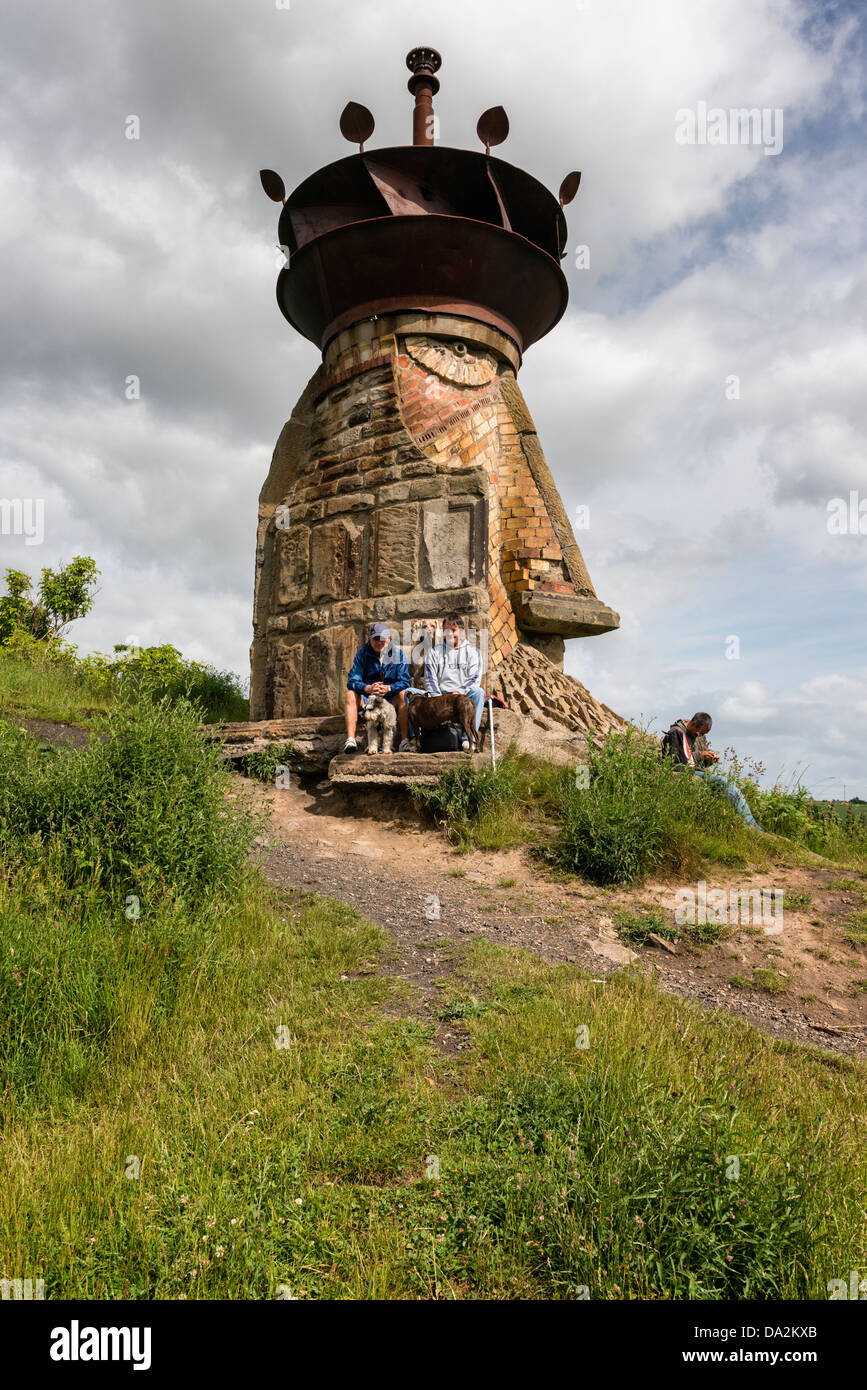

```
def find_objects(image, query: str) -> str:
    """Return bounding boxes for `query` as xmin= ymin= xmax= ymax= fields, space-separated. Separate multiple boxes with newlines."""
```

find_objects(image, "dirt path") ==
xmin=22 ymin=716 xmax=866 ymax=1058
xmin=253 ymin=776 xmax=867 ymax=1061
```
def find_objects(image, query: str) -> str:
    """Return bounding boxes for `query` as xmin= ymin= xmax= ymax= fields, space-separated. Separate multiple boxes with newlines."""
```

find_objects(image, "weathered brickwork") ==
xmin=250 ymin=313 xmax=614 ymax=720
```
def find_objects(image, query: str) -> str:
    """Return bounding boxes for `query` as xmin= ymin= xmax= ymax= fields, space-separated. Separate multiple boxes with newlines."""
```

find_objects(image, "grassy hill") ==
xmin=0 ymin=645 xmax=864 ymax=1299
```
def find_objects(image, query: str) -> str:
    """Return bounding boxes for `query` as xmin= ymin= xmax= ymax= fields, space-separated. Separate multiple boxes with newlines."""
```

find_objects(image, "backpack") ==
xmin=420 ymin=721 xmax=465 ymax=753
xmin=660 ymin=724 xmax=691 ymax=766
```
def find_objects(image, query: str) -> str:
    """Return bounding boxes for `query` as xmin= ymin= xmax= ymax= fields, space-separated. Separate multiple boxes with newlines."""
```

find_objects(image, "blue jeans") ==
xmin=465 ymin=686 xmax=486 ymax=731
xmin=695 ymin=771 xmax=762 ymax=830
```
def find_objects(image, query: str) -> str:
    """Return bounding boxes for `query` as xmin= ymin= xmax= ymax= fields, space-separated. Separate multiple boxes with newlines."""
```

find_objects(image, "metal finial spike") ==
xmin=406 ymin=46 xmax=442 ymax=146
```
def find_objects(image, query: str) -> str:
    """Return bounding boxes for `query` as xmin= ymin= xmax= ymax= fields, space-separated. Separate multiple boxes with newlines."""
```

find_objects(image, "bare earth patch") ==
xmin=248 ymin=775 xmax=867 ymax=1060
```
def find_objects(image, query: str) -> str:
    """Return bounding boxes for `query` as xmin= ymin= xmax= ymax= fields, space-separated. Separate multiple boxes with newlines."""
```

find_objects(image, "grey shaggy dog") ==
xmin=360 ymin=694 xmax=397 ymax=753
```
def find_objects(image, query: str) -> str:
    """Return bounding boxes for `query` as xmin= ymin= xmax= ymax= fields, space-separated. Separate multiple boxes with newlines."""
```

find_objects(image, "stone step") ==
xmin=328 ymin=749 xmax=491 ymax=787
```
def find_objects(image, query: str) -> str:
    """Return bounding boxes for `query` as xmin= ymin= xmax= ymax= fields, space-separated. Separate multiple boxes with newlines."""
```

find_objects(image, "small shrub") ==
xmin=731 ymin=969 xmax=788 ymax=995
xmin=613 ymin=907 xmax=677 ymax=945
xmin=239 ymin=743 xmax=294 ymax=783
xmin=0 ymin=698 xmax=259 ymax=907
xmin=684 ymin=918 xmax=731 ymax=946
xmin=782 ymin=890 xmax=812 ymax=910
xmin=434 ymin=991 xmax=488 ymax=1022
xmin=411 ymin=756 xmax=532 ymax=848
xmin=78 ymin=644 xmax=248 ymax=724
xmin=549 ymin=730 xmax=739 ymax=886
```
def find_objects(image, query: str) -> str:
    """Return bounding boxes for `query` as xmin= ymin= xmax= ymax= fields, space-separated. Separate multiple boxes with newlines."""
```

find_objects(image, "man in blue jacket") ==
xmin=343 ymin=622 xmax=411 ymax=753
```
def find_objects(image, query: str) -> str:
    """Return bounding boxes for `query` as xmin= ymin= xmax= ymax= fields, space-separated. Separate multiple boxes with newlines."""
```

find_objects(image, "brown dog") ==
xmin=407 ymin=692 xmax=482 ymax=753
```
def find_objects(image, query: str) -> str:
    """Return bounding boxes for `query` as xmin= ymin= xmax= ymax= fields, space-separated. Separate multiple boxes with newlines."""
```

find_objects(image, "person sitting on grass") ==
xmin=343 ymin=622 xmax=410 ymax=754
xmin=662 ymin=711 xmax=763 ymax=831
xmin=424 ymin=613 xmax=485 ymax=751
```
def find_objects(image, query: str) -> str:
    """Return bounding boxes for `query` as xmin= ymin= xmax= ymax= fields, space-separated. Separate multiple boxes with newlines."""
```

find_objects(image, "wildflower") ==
xmin=295 ymin=1198 xmax=302 ymax=1206
xmin=180 ymin=1195 xmax=188 ymax=1206
xmin=206 ymin=1217 xmax=216 ymax=1228
xmin=215 ymin=1245 xmax=225 ymax=1258
xmin=230 ymin=1218 xmax=239 ymax=1225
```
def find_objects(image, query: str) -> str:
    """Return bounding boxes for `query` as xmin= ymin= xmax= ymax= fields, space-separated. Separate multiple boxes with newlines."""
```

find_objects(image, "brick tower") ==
xmin=251 ymin=46 xmax=621 ymax=735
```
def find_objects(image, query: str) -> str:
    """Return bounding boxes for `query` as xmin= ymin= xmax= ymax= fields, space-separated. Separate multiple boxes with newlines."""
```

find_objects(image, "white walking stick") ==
xmin=488 ymin=697 xmax=496 ymax=770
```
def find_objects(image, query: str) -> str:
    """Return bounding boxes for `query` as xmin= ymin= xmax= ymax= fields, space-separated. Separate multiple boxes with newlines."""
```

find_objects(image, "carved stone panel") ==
xmin=371 ymin=503 xmax=420 ymax=595
xmin=420 ymin=496 xmax=487 ymax=590
xmin=272 ymin=639 xmax=305 ymax=719
xmin=303 ymin=625 xmax=358 ymax=715
xmin=276 ymin=525 xmax=310 ymax=608
xmin=309 ymin=518 xmax=364 ymax=602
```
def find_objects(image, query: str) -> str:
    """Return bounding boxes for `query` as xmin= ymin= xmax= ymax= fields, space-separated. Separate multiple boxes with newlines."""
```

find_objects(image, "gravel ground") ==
xmin=259 ymin=781 xmax=867 ymax=1062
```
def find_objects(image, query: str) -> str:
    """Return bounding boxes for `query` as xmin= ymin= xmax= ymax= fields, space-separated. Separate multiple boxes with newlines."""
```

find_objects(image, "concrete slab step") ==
xmin=328 ymin=750 xmax=491 ymax=787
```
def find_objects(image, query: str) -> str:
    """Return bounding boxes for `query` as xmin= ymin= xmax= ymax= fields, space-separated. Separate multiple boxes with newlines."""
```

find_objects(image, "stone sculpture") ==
xmin=251 ymin=47 xmax=624 ymax=742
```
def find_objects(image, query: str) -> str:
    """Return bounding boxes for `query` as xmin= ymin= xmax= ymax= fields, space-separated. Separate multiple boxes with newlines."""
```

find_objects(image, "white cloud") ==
xmin=1 ymin=0 xmax=865 ymax=794
xmin=721 ymin=681 xmax=778 ymax=723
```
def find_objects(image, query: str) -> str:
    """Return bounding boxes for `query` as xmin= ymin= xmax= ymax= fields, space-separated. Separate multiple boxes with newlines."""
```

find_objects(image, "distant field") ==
xmin=815 ymin=802 xmax=867 ymax=824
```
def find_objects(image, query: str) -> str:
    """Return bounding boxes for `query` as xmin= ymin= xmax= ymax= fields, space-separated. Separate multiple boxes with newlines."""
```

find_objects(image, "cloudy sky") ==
xmin=2 ymin=0 xmax=865 ymax=796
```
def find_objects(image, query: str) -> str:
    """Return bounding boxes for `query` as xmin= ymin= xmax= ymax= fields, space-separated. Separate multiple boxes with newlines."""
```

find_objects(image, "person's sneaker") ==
xmin=343 ymin=737 xmax=357 ymax=754
xmin=398 ymin=738 xmax=414 ymax=753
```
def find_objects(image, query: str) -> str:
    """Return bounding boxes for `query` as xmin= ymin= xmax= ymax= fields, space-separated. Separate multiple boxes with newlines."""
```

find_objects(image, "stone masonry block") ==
xmin=372 ymin=503 xmax=419 ymax=595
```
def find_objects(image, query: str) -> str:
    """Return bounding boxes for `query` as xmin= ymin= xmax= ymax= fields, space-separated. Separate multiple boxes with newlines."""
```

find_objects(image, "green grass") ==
xmin=549 ymin=733 xmax=772 ymax=886
xmin=0 ymin=700 xmax=257 ymax=907
xmin=2 ymin=655 xmax=865 ymax=1299
xmin=613 ymin=908 xmax=678 ymax=946
xmin=684 ymin=918 xmax=731 ymax=947
xmin=843 ymin=908 xmax=867 ymax=948
xmin=0 ymin=639 xmax=248 ymax=729
xmin=782 ymin=890 xmax=812 ymax=910
xmin=731 ymin=970 xmax=789 ymax=996
xmin=411 ymin=733 xmax=867 ymax=887
xmin=239 ymin=743 xmax=295 ymax=784
xmin=411 ymin=754 xmax=555 ymax=851
xmin=0 ymin=650 xmax=110 ymax=727
xmin=1 ymin=884 xmax=863 ymax=1299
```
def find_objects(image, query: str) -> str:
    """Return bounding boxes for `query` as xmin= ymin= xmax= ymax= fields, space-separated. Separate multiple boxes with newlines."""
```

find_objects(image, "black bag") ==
xmin=420 ymin=721 xmax=465 ymax=753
